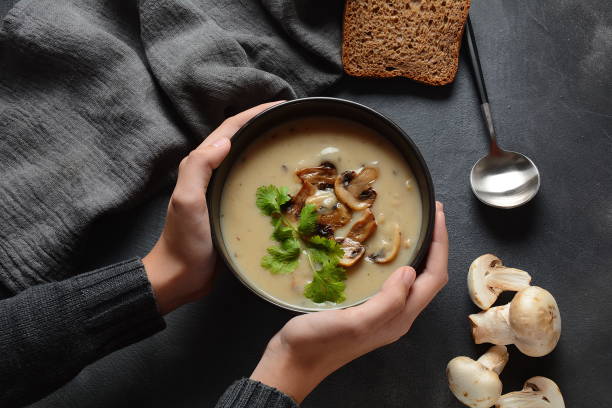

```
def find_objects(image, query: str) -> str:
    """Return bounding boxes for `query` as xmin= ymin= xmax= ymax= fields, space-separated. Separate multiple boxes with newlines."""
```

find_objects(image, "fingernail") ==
xmin=211 ymin=138 xmax=229 ymax=148
xmin=436 ymin=201 xmax=444 ymax=211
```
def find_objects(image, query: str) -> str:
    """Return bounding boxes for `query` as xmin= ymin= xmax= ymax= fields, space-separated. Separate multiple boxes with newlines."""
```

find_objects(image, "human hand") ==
xmin=250 ymin=202 xmax=448 ymax=403
xmin=143 ymin=101 xmax=283 ymax=315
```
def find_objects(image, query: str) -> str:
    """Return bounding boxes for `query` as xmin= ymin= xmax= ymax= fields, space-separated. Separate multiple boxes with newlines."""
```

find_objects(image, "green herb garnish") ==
xmin=255 ymin=185 xmax=347 ymax=303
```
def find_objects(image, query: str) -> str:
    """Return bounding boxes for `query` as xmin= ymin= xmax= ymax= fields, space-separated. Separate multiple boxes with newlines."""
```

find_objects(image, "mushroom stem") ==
xmin=485 ymin=268 xmax=532 ymax=292
xmin=470 ymin=304 xmax=515 ymax=346
xmin=476 ymin=345 xmax=509 ymax=375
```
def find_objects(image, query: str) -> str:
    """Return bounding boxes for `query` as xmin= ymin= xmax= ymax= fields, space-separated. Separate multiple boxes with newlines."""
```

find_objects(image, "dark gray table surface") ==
xmin=3 ymin=0 xmax=611 ymax=407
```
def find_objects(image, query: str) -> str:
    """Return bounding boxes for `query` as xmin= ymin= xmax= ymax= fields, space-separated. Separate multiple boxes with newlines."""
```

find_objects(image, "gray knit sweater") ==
xmin=0 ymin=0 xmax=341 ymax=406
xmin=0 ymin=259 xmax=297 ymax=407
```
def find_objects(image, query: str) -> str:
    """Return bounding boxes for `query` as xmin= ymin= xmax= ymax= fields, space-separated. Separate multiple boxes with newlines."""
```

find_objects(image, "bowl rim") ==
xmin=208 ymin=96 xmax=436 ymax=313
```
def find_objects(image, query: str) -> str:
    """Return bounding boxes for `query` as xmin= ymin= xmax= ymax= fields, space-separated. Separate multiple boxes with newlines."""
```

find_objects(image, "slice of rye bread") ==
xmin=342 ymin=0 xmax=471 ymax=86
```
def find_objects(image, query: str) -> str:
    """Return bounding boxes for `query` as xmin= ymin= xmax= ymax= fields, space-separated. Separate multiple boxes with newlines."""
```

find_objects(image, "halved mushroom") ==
xmin=447 ymin=345 xmax=509 ymax=408
xmin=306 ymin=189 xmax=352 ymax=229
xmin=296 ymin=162 xmax=337 ymax=189
xmin=347 ymin=209 xmax=377 ymax=243
xmin=468 ymin=254 xmax=532 ymax=310
xmin=496 ymin=377 xmax=565 ymax=408
xmin=337 ymin=237 xmax=366 ymax=267
xmin=469 ymin=286 xmax=561 ymax=357
xmin=334 ymin=167 xmax=378 ymax=210
xmin=367 ymin=223 xmax=401 ymax=264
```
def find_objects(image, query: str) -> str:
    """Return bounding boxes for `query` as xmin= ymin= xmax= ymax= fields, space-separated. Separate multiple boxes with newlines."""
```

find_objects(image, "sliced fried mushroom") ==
xmin=306 ymin=190 xmax=352 ymax=229
xmin=496 ymin=377 xmax=565 ymax=408
xmin=334 ymin=167 xmax=379 ymax=210
xmin=336 ymin=237 xmax=366 ymax=267
xmin=285 ymin=182 xmax=317 ymax=220
xmin=347 ymin=209 xmax=377 ymax=243
xmin=468 ymin=254 xmax=532 ymax=310
xmin=447 ymin=345 xmax=509 ymax=408
xmin=305 ymin=189 xmax=338 ymax=215
xmin=469 ymin=286 xmax=561 ymax=357
xmin=319 ymin=203 xmax=351 ymax=229
xmin=296 ymin=162 xmax=337 ymax=189
xmin=367 ymin=223 xmax=401 ymax=264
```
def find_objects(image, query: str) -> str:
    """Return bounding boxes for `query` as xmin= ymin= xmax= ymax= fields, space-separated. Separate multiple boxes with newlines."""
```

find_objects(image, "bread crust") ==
xmin=342 ymin=0 xmax=471 ymax=86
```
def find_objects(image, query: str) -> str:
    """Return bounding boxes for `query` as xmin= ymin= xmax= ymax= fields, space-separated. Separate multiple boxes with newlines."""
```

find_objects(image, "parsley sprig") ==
xmin=255 ymin=185 xmax=347 ymax=303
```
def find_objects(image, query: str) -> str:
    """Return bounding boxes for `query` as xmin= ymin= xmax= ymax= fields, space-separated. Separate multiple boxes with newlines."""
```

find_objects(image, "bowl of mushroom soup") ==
xmin=208 ymin=97 xmax=435 ymax=312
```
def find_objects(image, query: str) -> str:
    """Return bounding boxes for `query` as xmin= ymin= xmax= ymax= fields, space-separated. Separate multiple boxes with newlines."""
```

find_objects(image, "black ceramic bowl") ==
xmin=208 ymin=97 xmax=435 ymax=312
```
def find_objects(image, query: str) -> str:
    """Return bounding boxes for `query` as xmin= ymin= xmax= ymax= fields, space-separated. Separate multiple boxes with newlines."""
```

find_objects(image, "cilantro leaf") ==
xmin=271 ymin=218 xmax=294 ymax=242
xmin=262 ymin=256 xmax=299 ymax=275
xmin=261 ymin=237 xmax=300 ymax=274
xmin=304 ymin=266 xmax=347 ymax=303
xmin=304 ymin=236 xmax=347 ymax=303
xmin=297 ymin=204 xmax=318 ymax=236
xmin=256 ymin=185 xmax=291 ymax=216
xmin=268 ymin=237 xmax=300 ymax=261
xmin=308 ymin=236 xmax=344 ymax=261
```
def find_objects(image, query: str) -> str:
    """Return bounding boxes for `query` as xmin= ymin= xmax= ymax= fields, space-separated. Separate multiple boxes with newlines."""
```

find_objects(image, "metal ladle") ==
xmin=465 ymin=16 xmax=540 ymax=209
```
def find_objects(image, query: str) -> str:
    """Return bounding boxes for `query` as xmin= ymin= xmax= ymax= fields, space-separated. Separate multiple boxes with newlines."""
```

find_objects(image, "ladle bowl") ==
xmin=470 ymin=150 xmax=540 ymax=208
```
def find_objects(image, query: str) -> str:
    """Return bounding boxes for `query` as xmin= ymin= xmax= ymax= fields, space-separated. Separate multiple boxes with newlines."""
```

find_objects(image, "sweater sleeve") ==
xmin=215 ymin=378 xmax=299 ymax=408
xmin=0 ymin=258 xmax=166 ymax=407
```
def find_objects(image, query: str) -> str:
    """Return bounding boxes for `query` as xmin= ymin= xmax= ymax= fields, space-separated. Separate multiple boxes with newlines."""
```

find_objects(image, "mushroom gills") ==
xmin=337 ymin=237 xmax=366 ymax=267
xmin=367 ymin=224 xmax=401 ymax=264
xmin=496 ymin=376 xmax=565 ymax=408
xmin=334 ymin=167 xmax=379 ymax=210
xmin=346 ymin=209 xmax=377 ymax=243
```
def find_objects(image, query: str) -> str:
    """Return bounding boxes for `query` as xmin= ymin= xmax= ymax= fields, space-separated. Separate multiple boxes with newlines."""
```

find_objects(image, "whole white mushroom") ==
xmin=468 ymin=254 xmax=532 ymax=310
xmin=469 ymin=286 xmax=561 ymax=357
xmin=446 ymin=345 xmax=509 ymax=408
xmin=496 ymin=376 xmax=565 ymax=408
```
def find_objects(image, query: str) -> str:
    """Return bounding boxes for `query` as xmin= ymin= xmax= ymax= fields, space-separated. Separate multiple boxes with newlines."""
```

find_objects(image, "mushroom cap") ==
xmin=447 ymin=356 xmax=503 ymax=408
xmin=509 ymin=287 xmax=561 ymax=357
xmin=496 ymin=377 xmax=565 ymax=408
xmin=468 ymin=254 xmax=532 ymax=310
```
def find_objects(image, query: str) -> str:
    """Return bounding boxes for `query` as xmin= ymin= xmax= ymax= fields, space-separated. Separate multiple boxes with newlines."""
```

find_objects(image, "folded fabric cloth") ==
xmin=0 ymin=0 xmax=343 ymax=293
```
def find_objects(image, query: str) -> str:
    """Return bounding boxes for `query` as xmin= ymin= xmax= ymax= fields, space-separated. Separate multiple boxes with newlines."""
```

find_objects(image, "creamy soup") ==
xmin=221 ymin=117 xmax=422 ymax=310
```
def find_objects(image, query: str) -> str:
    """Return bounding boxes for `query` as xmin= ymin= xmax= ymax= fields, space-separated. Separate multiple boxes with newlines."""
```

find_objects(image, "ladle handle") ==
xmin=465 ymin=16 xmax=500 ymax=154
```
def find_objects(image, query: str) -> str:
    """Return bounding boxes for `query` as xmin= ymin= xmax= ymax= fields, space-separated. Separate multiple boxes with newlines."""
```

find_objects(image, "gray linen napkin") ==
xmin=0 ymin=0 xmax=343 ymax=292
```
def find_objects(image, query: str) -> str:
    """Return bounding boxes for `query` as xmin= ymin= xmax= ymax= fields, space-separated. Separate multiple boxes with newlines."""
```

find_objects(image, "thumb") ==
xmin=174 ymin=137 xmax=231 ymax=201
xmin=351 ymin=266 xmax=416 ymax=326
